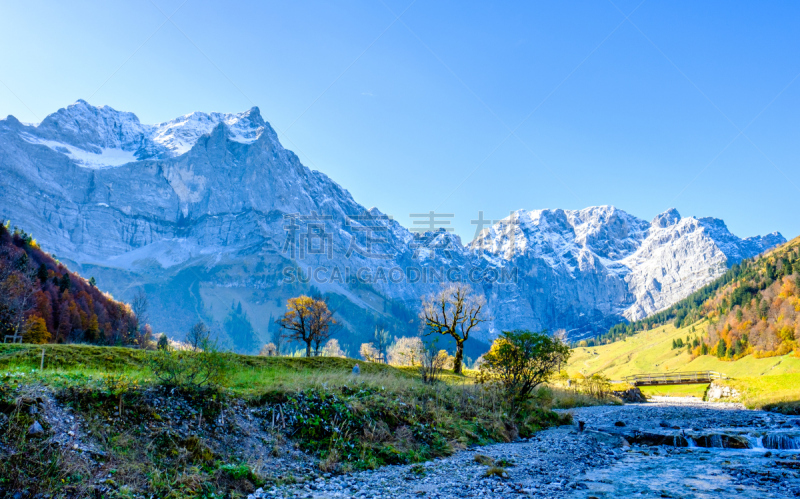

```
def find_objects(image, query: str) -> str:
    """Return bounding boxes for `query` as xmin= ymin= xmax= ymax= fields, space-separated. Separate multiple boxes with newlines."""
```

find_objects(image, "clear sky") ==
xmin=1 ymin=0 xmax=798 ymax=242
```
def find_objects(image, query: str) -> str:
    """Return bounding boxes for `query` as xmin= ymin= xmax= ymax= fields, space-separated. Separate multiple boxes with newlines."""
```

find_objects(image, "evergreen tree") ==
xmin=716 ymin=339 xmax=727 ymax=358
xmin=157 ymin=334 xmax=169 ymax=351
xmin=37 ymin=263 xmax=48 ymax=283
xmin=225 ymin=308 xmax=258 ymax=353
xmin=58 ymin=273 xmax=71 ymax=292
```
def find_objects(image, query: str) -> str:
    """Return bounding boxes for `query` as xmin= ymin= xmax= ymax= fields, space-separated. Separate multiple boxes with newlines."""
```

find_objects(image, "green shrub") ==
xmin=217 ymin=463 xmax=253 ymax=480
xmin=478 ymin=330 xmax=570 ymax=409
xmin=148 ymin=346 xmax=228 ymax=390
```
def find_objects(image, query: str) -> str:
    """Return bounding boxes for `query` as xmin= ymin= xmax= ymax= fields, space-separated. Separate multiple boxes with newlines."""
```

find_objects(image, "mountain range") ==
xmin=0 ymin=101 xmax=785 ymax=353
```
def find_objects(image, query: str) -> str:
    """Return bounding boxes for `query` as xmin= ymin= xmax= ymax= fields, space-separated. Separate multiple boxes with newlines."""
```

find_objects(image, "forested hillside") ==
xmin=0 ymin=222 xmax=140 ymax=345
xmin=588 ymin=236 xmax=800 ymax=361
xmin=702 ymin=238 xmax=799 ymax=359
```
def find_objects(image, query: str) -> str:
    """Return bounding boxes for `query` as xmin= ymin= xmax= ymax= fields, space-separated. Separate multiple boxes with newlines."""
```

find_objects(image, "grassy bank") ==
xmin=715 ymin=373 xmax=800 ymax=414
xmin=0 ymin=343 xmax=587 ymax=498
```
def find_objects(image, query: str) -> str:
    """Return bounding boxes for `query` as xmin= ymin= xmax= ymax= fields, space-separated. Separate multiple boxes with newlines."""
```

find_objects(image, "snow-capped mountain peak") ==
xmin=0 ymin=101 xmax=788 ymax=345
xmin=151 ymin=106 xmax=266 ymax=155
xmin=14 ymin=101 xmax=269 ymax=168
xmin=651 ymin=208 xmax=681 ymax=228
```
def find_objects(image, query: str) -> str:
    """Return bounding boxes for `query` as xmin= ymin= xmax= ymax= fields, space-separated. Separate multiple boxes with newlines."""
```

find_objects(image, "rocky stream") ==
xmin=254 ymin=397 xmax=800 ymax=499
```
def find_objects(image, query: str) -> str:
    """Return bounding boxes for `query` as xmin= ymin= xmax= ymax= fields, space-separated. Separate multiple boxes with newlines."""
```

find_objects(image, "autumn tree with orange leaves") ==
xmin=278 ymin=295 xmax=336 ymax=357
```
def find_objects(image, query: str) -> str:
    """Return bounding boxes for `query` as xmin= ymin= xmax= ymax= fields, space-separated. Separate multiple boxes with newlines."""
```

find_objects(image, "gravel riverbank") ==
xmin=253 ymin=398 xmax=800 ymax=499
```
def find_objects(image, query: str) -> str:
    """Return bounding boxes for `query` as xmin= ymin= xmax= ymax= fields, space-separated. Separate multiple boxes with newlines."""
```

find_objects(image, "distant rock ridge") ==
xmin=0 ymin=101 xmax=786 ymax=349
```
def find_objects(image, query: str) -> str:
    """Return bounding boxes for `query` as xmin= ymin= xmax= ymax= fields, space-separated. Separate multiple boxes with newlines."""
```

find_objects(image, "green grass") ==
xmin=0 ymin=342 xmax=590 ymax=497
xmin=0 ymin=343 xmax=586 ymax=458
xmin=0 ymin=344 xmax=412 ymax=396
xmin=567 ymin=320 xmax=800 ymax=380
xmin=566 ymin=320 xmax=800 ymax=407
xmin=0 ymin=344 xmax=595 ymax=407
xmin=639 ymin=383 xmax=709 ymax=398
xmin=716 ymin=373 xmax=800 ymax=414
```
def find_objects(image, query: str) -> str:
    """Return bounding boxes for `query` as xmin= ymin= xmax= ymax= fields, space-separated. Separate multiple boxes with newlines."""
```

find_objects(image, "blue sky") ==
xmin=2 ymin=0 xmax=799 ymax=241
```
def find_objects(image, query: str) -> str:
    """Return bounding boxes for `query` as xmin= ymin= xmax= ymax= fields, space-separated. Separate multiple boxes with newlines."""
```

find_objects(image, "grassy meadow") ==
xmin=0 ymin=342 xmax=615 ymax=497
xmin=0 ymin=343 xmax=611 ymax=407
xmin=638 ymin=384 xmax=710 ymax=398
xmin=567 ymin=320 xmax=800 ymax=412
xmin=567 ymin=320 xmax=800 ymax=379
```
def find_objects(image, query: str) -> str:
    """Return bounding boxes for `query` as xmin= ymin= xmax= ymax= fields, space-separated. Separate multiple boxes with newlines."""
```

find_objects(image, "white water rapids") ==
xmin=565 ymin=397 xmax=800 ymax=498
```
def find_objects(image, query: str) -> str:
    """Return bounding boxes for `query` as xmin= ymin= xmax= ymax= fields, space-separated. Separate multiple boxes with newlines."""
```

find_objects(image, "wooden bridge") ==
xmin=621 ymin=371 xmax=728 ymax=386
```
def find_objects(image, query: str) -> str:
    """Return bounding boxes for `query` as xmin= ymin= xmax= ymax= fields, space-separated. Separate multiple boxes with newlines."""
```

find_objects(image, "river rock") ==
xmin=693 ymin=433 xmax=750 ymax=449
xmin=28 ymin=420 xmax=44 ymax=435
xmin=613 ymin=388 xmax=647 ymax=403
xmin=706 ymin=382 xmax=741 ymax=401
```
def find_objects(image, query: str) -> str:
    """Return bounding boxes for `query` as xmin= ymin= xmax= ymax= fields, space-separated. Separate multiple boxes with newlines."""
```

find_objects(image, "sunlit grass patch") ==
xmin=639 ymin=383 xmax=709 ymax=398
xmin=717 ymin=373 xmax=800 ymax=414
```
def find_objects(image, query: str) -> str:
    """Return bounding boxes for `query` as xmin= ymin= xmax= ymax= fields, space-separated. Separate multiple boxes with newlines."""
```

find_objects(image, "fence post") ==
xmin=40 ymin=349 xmax=45 ymax=370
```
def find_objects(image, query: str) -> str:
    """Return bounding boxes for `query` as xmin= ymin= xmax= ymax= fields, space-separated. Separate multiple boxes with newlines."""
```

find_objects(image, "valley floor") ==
xmin=265 ymin=399 xmax=800 ymax=499
xmin=568 ymin=320 xmax=800 ymax=412
xmin=568 ymin=321 xmax=800 ymax=380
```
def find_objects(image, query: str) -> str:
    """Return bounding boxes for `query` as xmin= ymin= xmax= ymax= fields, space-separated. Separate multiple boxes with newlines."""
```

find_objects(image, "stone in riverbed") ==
xmin=613 ymin=388 xmax=646 ymax=403
xmin=28 ymin=420 xmax=44 ymax=435
xmin=694 ymin=434 xmax=750 ymax=449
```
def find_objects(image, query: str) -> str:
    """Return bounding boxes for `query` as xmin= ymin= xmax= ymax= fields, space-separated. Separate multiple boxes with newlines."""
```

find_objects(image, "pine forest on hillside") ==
xmin=0 ymin=222 xmax=140 ymax=346
xmin=588 ymin=237 xmax=800 ymax=361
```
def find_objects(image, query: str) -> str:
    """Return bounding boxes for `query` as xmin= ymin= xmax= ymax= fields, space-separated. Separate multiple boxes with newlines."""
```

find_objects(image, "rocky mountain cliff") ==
xmin=0 ymin=101 xmax=785 ymax=352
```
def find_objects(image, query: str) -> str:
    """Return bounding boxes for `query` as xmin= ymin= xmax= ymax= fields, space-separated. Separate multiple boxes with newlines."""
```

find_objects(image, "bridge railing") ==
xmin=621 ymin=371 xmax=728 ymax=386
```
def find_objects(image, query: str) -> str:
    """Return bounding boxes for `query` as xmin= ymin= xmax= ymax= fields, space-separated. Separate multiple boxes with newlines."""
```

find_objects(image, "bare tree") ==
xmin=420 ymin=283 xmax=487 ymax=374
xmin=360 ymin=342 xmax=380 ymax=362
xmin=387 ymin=336 xmax=423 ymax=366
xmin=131 ymin=290 xmax=149 ymax=326
xmin=419 ymin=340 xmax=446 ymax=384
xmin=128 ymin=290 xmax=150 ymax=347
xmin=373 ymin=327 xmax=391 ymax=363
xmin=186 ymin=321 xmax=211 ymax=351
xmin=259 ymin=342 xmax=278 ymax=356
